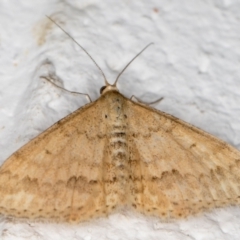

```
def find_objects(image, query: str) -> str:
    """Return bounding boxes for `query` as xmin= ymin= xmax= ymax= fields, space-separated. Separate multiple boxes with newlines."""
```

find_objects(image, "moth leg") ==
xmin=41 ymin=76 xmax=92 ymax=102
xmin=130 ymin=95 xmax=163 ymax=106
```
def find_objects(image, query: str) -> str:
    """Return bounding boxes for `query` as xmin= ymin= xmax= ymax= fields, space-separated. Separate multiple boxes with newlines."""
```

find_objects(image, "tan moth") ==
xmin=0 ymin=18 xmax=240 ymax=223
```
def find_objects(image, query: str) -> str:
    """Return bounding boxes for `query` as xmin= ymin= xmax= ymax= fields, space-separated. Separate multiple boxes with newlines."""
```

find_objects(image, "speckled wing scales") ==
xmin=127 ymin=100 xmax=240 ymax=219
xmin=0 ymin=99 xmax=114 ymax=223
xmin=1 ymin=90 xmax=240 ymax=223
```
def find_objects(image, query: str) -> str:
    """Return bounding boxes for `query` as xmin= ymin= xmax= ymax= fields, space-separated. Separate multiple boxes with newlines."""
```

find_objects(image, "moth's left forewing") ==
xmin=126 ymin=98 xmax=240 ymax=219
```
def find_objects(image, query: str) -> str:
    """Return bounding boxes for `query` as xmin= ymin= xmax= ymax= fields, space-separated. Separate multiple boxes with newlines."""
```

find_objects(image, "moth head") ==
xmin=100 ymin=84 xmax=119 ymax=95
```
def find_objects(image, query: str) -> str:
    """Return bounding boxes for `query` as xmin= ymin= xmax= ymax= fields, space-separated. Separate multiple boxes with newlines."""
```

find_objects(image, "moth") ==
xmin=0 ymin=18 xmax=239 ymax=223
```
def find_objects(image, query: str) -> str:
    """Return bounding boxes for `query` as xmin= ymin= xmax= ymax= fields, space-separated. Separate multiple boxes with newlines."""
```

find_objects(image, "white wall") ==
xmin=0 ymin=1 xmax=240 ymax=239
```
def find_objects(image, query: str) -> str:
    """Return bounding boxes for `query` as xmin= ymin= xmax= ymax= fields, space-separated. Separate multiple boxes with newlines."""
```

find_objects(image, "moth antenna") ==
xmin=46 ymin=16 xmax=109 ymax=86
xmin=113 ymin=43 xmax=154 ymax=86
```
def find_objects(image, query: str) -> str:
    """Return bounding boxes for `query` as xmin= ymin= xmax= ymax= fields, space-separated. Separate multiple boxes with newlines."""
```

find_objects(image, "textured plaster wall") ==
xmin=0 ymin=1 xmax=240 ymax=239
